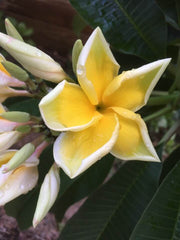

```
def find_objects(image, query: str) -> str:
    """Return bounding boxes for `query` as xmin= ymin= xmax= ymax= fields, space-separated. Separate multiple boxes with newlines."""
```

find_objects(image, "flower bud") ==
xmin=1 ymin=111 xmax=30 ymax=122
xmin=72 ymin=39 xmax=83 ymax=74
xmin=5 ymin=18 xmax=24 ymax=42
xmin=33 ymin=164 xmax=60 ymax=227
xmin=2 ymin=143 xmax=35 ymax=173
xmin=2 ymin=60 xmax=29 ymax=82
xmin=0 ymin=32 xmax=68 ymax=83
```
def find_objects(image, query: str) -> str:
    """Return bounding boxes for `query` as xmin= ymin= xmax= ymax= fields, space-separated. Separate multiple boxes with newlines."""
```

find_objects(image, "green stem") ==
xmin=147 ymin=93 xmax=180 ymax=106
xmin=152 ymin=91 xmax=168 ymax=96
xmin=158 ymin=120 xmax=180 ymax=146
xmin=144 ymin=105 xmax=171 ymax=122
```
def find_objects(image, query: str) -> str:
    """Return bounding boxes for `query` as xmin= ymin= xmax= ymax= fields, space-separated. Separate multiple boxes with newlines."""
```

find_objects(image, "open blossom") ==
xmin=0 ymin=149 xmax=39 ymax=205
xmin=39 ymin=27 xmax=170 ymax=179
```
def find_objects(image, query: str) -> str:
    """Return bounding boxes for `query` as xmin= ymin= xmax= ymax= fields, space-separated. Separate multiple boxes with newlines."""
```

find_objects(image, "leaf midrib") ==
xmin=113 ymin=0 xmax=157 ymax=55
xmin=96 ymin=164 xmax=149 ymax=240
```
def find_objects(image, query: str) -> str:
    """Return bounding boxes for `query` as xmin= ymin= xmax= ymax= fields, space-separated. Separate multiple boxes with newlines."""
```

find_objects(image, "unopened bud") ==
xmin=5 ymin=18 xmax=24 ymax=42
xmin=0 ymin=32 xmax=68 ymax=83
xmin=2 ymin=60 xmax=29 ymax=82
xmin=1 ymin=111 xmax=30 ymax=122
xmin=33 ymin=164 xmax=60 ymax=227
xmin=3 ymin=143 xmax=35 ymax=172
xmin=15 ymin=125 xmax=31 ymax=133
xmin=72 ymin=39 xmax=83 ymax=74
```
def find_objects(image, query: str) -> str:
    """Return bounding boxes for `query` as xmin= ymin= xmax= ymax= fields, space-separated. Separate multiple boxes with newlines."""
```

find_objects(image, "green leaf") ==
xmin=159 ymin=146 xmax=180 ymax=183
xmin=156 ymin=0 xmax=180 ymax=30
xmin=69 ymin=0 xmax=167 ymax=60
xmin=5 ymin=145 xmax=54 ymax=229
xmin=8 ymin=98 xmax=40 ymax=116
xmin=53 ymin=154 xmax=114 ymax=221
xmin=59 ymin=161 xmax=161 ymax=240
xmin=130 ymin=155 xmax=180 ymax=240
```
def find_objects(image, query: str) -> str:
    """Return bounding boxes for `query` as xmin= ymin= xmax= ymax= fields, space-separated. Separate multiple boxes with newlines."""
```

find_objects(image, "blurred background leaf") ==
xmin=130 ymin=147 xmax=180 ymax=240
xmin=69 ymin=0 xmax=167 ymax=61
xmin=52 ymin=154 xmax=115 ymax=222
xmin=59 ymin=161 xmax=161 ymax=240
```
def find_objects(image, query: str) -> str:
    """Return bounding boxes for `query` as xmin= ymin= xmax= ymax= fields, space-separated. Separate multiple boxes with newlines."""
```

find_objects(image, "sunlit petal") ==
xmin=0 ymin=104 xmax=5 ymax=114
xmin=0 ymin=131 xmax=20 ymax=151
xmin=103 ymin=59 xmax=171 ymax=111
xmin=39 ymin=80 xmax=101 ymax=131
xmin=0 ymin=166 xmax=38 ymax=206
xmin=110 ymin=107 xmax=159 ymax=161
xmin=0 ymin=150 xmax=16 ymax=167
xmin=77 ymin=27 xmax=119 ymax=105
xmin=53 ymin=112 xmax=119 ymax=178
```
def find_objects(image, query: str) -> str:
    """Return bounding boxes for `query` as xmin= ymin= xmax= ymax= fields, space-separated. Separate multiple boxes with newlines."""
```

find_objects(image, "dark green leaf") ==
xmin=5 ymin=145 xmax=54 ymax=229
xmin=8 ymin=98 xmax=40 ymax=116
xmin=53 ymin=154 xmax=114 ymax=221
xmin=59 ymin=161 xmax=161 ymax=240
xmin=69 ymin=0 xmax=167 ymax=60
xmin=130 ymin=157 xmax=180 ymax=240
xmin=159 ymin=146 xmax=180 ymax=183
xmin=156 ymin=0 xmax=180 ymax=30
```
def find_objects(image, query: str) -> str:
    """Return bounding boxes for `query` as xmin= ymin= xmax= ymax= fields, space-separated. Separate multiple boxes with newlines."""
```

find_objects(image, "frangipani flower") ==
xmin=0 ymin=104 xmax=21 ymax=151
xmin=39 ymin=27 xmax=171 ymax=179
xmin=0 ymin=149 xmax=39 ymax=205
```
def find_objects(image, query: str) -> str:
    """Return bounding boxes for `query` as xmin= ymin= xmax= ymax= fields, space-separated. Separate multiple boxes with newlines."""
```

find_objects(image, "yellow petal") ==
xmin=0 ymin=104 xmax=5 ymax=114
xmin=39 ymin=80 xmax=101 ymax=132
xmin=53 ymin=112 xmax=119 ymax=178
xmin=0 ymin=166 xmax=38 ymax=206
xmin=0 ymin=150 xmax=16 ymax=166
xmin=103 ymin=59 xmax=171 ymax=111
xmin=110 ymin=107 xmax=159 ymax=162
xmin=77 ymin=27 xmax=119 ymax=105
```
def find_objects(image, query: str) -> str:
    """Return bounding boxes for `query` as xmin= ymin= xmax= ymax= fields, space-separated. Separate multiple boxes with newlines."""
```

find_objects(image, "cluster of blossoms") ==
xmin=0 ymin=19 xmax=170 ymax=226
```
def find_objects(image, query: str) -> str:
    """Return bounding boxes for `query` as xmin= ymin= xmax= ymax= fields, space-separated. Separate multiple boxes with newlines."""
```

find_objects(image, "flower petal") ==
xmin=39 ymin=80 xmax=101 ymax=132
xmin=0 ymin=69 xmax=25 ymax=87
xmin=0 ymin=150 xmax=16 ymax=167
xmin=0 ymin=131 xmax=20 ymax=151
xmin=0 ymin=119 xmax=18 ymax=132
xmin=0 ymin=104 xmax=5 ymax=114
xmin=111 ymin=107 xmax=159 ymax=162
xmin=103 ymin=59 xmax=171 ymax=111
xmin=0 ymin=166 xmax=38 ymax=206
xmin=77 ymin=27 xmax=119 ymax=105
xmin=53 ymin=112 xmax=119 ymax=178
xmin=0 ymin=86 xmax=30 ymax=103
